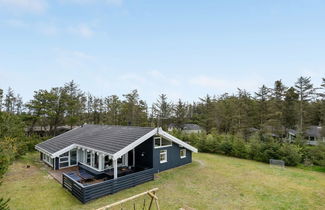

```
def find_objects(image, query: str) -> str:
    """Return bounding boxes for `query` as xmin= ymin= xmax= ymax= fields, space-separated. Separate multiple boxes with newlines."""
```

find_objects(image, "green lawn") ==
xmin=0 ymin=152 xmax=324 ymax=210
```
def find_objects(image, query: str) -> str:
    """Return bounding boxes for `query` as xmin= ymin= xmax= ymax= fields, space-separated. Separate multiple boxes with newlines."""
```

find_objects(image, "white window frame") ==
xmin=154 ymin=136 xmax=172 ymax=149
xmin=58 ymin=150 xmax=78 ymax=169
xmin=42 ymin=153 xmax=53 ymax=166
xmin=180 ymin=149 xmax=186 ymax=159
xmin=160 ymin=150 xmax=167 ymax=163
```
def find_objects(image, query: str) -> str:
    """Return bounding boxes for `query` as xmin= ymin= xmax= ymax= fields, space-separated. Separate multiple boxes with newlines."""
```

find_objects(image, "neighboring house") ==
xmin=287 ymin=129 xmax=298 ymax=141
xmin=26 ymin=125 xmax=79 ymax=136
xmin=182 ymin=124 xmax=203 ymax=134
xmin=167 ymin=123 xmax=203 ymax=133
xmin=305 ymin=126 xmax=325 ymax=145
xmin=35 ymin=124 xmax=197 ymax=203
xmin=284 ymin=126 xmax=325 ymax=145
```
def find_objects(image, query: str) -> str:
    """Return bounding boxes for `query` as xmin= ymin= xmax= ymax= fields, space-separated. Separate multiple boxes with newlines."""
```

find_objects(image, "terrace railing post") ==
xmin=113 ymin=159 xmax=118 ymax=179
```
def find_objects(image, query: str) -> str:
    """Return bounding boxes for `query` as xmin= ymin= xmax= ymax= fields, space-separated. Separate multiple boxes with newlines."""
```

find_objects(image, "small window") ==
xmin=154 ymin=137 xmax=161 ymax=147
xmin=180 ymin=149 xmax=186 ymax=159
xmin=161 ymin=138 xmax=172 ymax=146
xmin=154 ymin=137 xmax=172 ymax=148
xmin=160 ymin=150 xmax=167 ymax=163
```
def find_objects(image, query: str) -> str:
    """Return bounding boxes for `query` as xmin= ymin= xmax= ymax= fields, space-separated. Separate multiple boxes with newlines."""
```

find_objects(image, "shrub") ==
xmin=278 ymin=144 xmax=302 ymax=166
xmin=305 ymin=143 xmax=325 ymax=166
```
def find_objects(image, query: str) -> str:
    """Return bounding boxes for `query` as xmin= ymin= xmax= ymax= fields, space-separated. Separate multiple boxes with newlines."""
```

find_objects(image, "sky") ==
xmin=0 ymin=0 xmax=324 ymax=105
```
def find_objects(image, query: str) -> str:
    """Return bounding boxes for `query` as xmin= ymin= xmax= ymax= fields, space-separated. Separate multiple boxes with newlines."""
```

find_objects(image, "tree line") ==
xmin=0 ymin=76 xmax=324 ymax=136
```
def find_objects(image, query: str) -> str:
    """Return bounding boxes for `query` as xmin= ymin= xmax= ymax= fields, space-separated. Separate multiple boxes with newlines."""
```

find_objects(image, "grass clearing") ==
xmin=0 ymin=152 xmax=324 ymax=210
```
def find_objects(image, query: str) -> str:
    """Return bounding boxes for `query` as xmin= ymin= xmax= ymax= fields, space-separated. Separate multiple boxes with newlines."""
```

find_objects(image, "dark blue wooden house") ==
xmin=35 ymin=124 xmax=197 ymax=203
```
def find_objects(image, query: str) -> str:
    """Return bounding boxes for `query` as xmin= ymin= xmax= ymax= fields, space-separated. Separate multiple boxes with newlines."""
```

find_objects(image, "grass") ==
xmin=0 ymin=152 xmax=324 ymax=210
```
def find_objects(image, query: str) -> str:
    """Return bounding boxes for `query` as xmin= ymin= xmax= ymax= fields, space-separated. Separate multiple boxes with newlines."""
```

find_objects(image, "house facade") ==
xmin=35 ymin=125 xmax=197 ymax=203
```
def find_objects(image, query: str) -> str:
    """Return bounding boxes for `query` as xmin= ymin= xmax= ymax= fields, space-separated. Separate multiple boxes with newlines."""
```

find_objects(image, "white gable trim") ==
xmin=113 ymin=127 xmax=198 ymax=159
xmin=158 ymin=129 xmax=198 ymax=153
xmin=113 ymin=129 xmax=158 ymax=160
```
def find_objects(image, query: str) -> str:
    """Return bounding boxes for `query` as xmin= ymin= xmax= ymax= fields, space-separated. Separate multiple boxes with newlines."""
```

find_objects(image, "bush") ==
xmin=305 ymin=143 xmax=325 ymax=166
xmin=173 ymin=131 xmax=307 ymax=167
xmin=279 ymin=144 xmax=302 ymax=166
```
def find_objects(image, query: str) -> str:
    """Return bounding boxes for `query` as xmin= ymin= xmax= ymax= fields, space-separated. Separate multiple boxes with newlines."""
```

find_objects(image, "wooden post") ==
xmin=113 ymin=159 xmax=118 ymax=179
xmin=96 ymin=188 xmax=159 ymax=210
xmin=133 ymin=149 xmax=135 ymax=167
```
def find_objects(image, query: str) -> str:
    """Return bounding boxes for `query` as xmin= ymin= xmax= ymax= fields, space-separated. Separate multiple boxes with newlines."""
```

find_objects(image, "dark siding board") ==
xmin=55 ymin=157 xmax=59 ymax=170
xmin=135 ymin=138 xmax=153 ymax=168
xmin=152 ymin=140 xmax=192 ymax=173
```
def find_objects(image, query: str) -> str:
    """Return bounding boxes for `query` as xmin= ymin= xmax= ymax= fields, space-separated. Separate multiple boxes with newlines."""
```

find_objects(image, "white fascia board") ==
xmin=158 ymin=129 xmax=198 ymax=153
xmin=35 ymin=145 xmax=53 ymax=157
xmin=113 ymin=128 xmax=158 ymax=160
xmin=51 ymin=144 xmax=112 ymax=158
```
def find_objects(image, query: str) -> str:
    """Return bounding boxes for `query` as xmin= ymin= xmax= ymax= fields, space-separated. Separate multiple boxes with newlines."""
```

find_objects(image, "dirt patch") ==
xmin=3 ymin=162 xmax=40 ymax=182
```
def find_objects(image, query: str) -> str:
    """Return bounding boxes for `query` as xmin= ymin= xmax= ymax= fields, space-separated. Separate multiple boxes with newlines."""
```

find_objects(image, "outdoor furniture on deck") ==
xmin=104 ymin=167 xmax=133 ymax=178
xmin=67 ymin=172 xmax=83 ymax=182
xmin=79 ymin=170 xmax=95 ymax=181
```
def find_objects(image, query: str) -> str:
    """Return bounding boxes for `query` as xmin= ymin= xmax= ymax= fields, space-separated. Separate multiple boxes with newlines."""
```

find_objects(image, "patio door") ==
xmin=59 ymin=152 xmax=69 ymax=168
xmin=59 ymin=149 xmax=77 ymax=169
xmin=70 ymin=149 xmax=77 ymax=165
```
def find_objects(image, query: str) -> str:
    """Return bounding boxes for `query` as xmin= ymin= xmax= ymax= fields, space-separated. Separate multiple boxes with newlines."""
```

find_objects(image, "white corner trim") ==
xmin=158 ymin=129 xmax=198 ymax=153
xmin=113 ymin=128 xmax=158 ymax=159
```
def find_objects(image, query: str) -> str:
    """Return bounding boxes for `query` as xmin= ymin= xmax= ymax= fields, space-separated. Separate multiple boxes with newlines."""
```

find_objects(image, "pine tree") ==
xmin=153 ymin=94 xmax=173 ymax=129
xmin=0 ymin=89 xmax=3 ymax=112
xmin=282 ymin=87 xmax=299 ymax=129
xmin=174 ymin=99 xmax=187 ymax=129
xmin=255 ymin=85 xmax=271 ymax=130
xmin=4 ymin=87 xmax=16 ymax=113
xmin=294 ymin=76 xmax=315 ymax=132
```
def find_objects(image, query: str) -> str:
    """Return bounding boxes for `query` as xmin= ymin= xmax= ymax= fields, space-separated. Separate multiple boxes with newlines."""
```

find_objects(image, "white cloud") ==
xmin=0 ymin=0 xmax=47 ymax=14
xmin=60 ymin=0 xmax=123 ymax=6
xmin=68 ymin=24 xmax=94 ymax=38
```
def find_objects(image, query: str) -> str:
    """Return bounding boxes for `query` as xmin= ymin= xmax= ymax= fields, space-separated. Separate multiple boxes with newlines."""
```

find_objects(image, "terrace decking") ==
xmin=49 ymin=166 xmax=78 ymax=184
xmin=63 ymin=168 xmax=155 ymax=203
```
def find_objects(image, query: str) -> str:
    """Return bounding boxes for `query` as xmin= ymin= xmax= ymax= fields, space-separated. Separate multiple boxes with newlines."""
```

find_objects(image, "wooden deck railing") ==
xmin=62 ymin=168 xmax=155 ymax=203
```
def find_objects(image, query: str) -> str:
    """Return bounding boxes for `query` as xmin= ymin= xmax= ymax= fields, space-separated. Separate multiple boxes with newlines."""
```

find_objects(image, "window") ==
xmin=86 ymin=151 xmax=91 ymax=165
xmin=70 ymin=149 xmax=77 ymax=165
xmin=104 ymin=156 xmax=113 ymax=169
xmin=154 ymin=137 xmax=172 ymax=148
xmin=59 ymin=152 xmax=69 ymax=168
xmin=160 ymin=150 xmax=167 ymax=163
xmin=180 ymin=149 xmax=186 ymax=159
xmin=42 ymin=153 xmax=53 ymax=166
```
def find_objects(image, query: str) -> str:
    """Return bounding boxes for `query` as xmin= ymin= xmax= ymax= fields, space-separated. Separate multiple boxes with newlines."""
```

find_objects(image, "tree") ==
xmin=4 ymin=87 xmax=16 ymax=113
xmin=174 ymin=99 xmax=187 ymax=129
xmin=153 ymin=94 xmax=173 ymax=129
xmin=0 ymin=89 xmax=3 ymax=112
xmin=282 ymin=87 xmax=298 ymax=129
xmin=104 ymin=95 xmax=121 ymax=125
xmin=294 ymin=76 xmax=315 ymax=132
xmin=255 ymin=85 xmax=271 ymax=129
xmin=268 ymin=80 xmax=287 ymax=136
xmin=121 ymin=90 xmax=148 ymax=126
xmin=26 ymin=87 xmax=68 ymax=135
xmin=319 ymin=78 xmax=325 ymax=126
xmin=15 ymin=94 xmax=23 ymax=114
xmin=197 ymin=95 xmax=216 ymax=133
xmin=64 ymin=81 xmax=85 ymax=128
